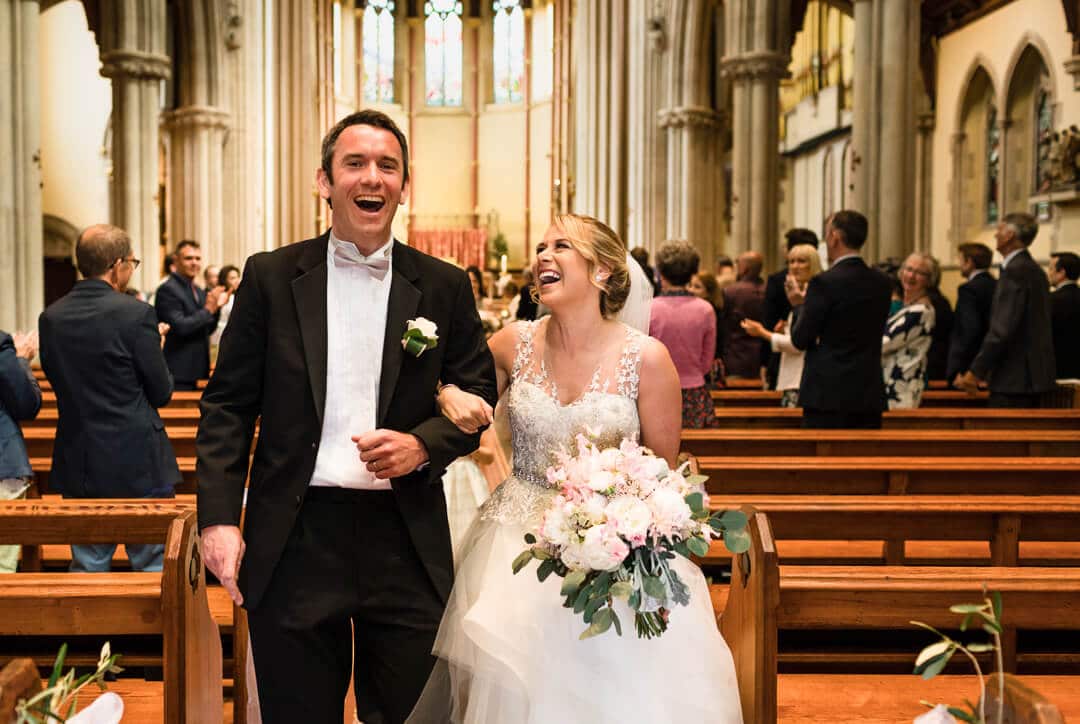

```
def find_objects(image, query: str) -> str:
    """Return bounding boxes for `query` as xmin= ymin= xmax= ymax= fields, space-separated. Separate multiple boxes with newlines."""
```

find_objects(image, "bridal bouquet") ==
xmin=512 ymin=434 xmax=750 ymax=640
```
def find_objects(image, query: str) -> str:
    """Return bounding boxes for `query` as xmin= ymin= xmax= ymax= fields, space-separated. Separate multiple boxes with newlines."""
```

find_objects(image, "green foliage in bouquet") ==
xmin=512 ymin=485 xmax=750 ymax=641
xmin=911 ymin=589 xmax=1005 ymax=724
xmin=16 ymin=642 xmax=123 ymax=724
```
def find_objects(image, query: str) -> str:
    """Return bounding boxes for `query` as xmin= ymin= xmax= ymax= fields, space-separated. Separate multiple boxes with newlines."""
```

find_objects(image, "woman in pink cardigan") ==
xmin=648 ymin=241 xmax=718 ymax=428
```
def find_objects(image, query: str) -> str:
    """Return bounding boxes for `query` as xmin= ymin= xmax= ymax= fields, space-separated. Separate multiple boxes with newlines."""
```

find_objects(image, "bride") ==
xmin=409 ymin=214 xmax=743 ymax=723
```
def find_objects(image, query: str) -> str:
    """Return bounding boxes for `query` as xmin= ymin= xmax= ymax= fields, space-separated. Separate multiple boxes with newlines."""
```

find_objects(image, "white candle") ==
xmin=500 ymin=254 xmax=507 ymax=275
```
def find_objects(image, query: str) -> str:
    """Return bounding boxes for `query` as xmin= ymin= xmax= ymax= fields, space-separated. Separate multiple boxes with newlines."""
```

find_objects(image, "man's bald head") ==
xmin=736 ymin=251 xmax=763 ymax=281
xmin=76 ymin=224 xmax=132 ymax=279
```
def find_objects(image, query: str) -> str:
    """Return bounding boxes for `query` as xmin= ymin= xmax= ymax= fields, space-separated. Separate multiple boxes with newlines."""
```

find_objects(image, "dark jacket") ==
xmin=196 ymin=235 xmax=498 ymax=610
xmin=926 ymin=288 xmax=954 ymax=380
xmin=721 ymin=277 xmax=766 ymax=378
xmin=790 ymin=256 xmax=893 ymax=412
xmin=38 ymin=281 xmax=180 ymax=497
xmin=970 ymin=250 xmax=1056 ymax=395
xmin=516 ymin=284 xmax=539 ymax=321
xmin=1051 ymin=282 xmax=1080 ymax=379
xmin=0 ymin=333 xmax=42 ymax=480
xmin=946 ymin=271 xmax=996 ymax=382
xmin=155 ymin=272 xmax=218 ymax=384
xmin=762 ymin=268 xmax=792 ymax=387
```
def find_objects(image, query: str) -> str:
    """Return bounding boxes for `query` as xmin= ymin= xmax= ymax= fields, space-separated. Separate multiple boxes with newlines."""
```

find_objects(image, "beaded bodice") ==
xmin=480 ymin=319 xmax=643 ymax=525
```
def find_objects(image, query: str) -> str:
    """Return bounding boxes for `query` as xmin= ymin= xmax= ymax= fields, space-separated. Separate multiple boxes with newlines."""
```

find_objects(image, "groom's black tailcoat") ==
xmin=196 ymin=233 xmax=496 ymax=720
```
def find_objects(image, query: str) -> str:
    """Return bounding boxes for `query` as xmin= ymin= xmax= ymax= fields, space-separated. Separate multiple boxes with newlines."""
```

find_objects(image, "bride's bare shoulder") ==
xmin=488 ymin=320 xmax=532 ymax=369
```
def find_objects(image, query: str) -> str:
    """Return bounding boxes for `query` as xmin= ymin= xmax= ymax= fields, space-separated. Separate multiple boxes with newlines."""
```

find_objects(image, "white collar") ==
xmin=1000 ymin=247 xmax=1024 ymax=270
xmin=327 ymin=229 xmax=394 ymax=264
xmin=1056 ymin=280 xmax=1078 ymax=291
xmin=968 ymin=268 xmax=989 ymax=280
xmin=831 ymin=253 xmax=861 ymax=266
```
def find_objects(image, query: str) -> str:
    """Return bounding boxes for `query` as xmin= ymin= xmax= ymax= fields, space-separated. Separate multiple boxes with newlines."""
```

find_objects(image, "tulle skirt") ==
xmin=408 ymin=512 xmax=744 ymax=723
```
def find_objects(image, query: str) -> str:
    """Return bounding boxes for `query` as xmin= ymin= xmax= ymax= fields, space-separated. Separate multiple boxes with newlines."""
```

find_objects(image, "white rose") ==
xmin=407 ymin=317 xmax=438 ymax=340
xmin=577 ymin=492 xmax=608 ymax=526
xmin=647 ymin=487 xmax=693 ymax=538
xmin=587 ymin=469 xmax=617 ymax=493
xmin=581 ymin=525 xmax=630 ymax=571
xmin=539 ymin=504 xmax=574 ymax=548
xmin=560 ymin=541 xmax=591 ymax=571
xmin=604 ymin=496 xmax=651 ymax=545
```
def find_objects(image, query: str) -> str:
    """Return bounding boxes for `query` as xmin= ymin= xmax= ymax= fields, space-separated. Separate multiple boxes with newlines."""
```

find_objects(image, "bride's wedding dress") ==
xmin=410 ymin=319 xmax=743 ymax=723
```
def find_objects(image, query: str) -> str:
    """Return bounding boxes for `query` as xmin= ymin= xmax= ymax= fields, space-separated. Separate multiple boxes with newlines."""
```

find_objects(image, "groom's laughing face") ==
xmin=317 ymin=123 xmax=409 ymax=252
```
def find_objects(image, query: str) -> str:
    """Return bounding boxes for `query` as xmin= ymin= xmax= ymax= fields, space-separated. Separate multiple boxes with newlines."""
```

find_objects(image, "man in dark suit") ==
xmin=788 ymin=210 xmax=893 ymax=428
xmin=197 ymin=110 xmax=497 ymax=724
xmin=155 ymin=239 xmax=226 ymax=390
xmin=39 ymin=224 xmax=180 ymax=572
xmin=955 ymin=213 xmax=1056 ymax=407
xmin=946 ymin=242 xmax=996 ymax=383
xmin=763 ymin=228 xmax=818 ymax=389
xmin=1050 ymin=251 xmax=1080 ymax=378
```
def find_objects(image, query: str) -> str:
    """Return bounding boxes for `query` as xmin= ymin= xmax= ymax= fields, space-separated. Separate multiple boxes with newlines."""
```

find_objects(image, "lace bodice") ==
xmin=480 ymin=319 xmax=643 ymax=525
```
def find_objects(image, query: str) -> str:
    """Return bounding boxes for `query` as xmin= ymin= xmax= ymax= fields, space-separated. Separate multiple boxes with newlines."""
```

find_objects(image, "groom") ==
xmin=197 ymin=109 xmax=497 ymax=723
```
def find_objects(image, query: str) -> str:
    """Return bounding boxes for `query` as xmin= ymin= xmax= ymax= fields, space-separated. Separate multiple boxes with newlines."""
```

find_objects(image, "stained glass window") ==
xmin=493 ymin=0 xmax=525 ymax=104
xmin=1034 ymin=84 xmax=1053 ymax=219
xmin=986 ymin=104 xmax=1000 ymax=225
xmin=363 ymin=0 xmax=396 ymax=103
xmin=425 ymin=0 xmax=464 ymax=106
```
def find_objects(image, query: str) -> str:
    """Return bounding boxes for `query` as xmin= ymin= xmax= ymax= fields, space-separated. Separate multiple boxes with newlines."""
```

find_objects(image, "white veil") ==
xmin=617 ymin=250 xmax=654 ymax=334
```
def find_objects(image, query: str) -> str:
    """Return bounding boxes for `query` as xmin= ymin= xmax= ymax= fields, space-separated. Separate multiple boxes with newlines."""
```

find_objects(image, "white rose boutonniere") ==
xmin=402 ymin=317 xmax=439 ymax=357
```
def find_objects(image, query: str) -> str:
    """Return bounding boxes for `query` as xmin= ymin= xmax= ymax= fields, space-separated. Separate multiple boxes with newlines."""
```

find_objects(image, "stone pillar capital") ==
xmin=100 ymin=50 xmax=171 ymax=81
xmin=1064 ymin=55 xmax=1080 ymax=91
xmin=657 ymin=106 xmax=724 ymax=130
xmin=163 ymin=105 xmax=232 ymax=131
xmin=720 ymin=51 xmax=789 ymax=82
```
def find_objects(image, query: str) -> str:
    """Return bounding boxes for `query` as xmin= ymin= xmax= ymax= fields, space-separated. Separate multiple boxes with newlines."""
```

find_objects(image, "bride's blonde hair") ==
xmin=544 ymin=214 xmax=630 ymax=318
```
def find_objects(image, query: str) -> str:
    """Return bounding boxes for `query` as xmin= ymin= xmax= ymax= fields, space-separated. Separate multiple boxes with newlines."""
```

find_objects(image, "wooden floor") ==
xmin=776 ymin=674 xmax=1080 ymax=723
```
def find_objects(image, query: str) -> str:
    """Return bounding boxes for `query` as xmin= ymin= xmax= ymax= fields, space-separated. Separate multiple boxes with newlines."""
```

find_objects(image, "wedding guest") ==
xmin=720 ymin=251 xmax=766 ymax=380
xmin=740 ymin=243 xmax=821 ymax=407
xmin=631 ymin=246 xmax=661 ymax=296
xmin=882 ymin=252 xmax=938 ymax=409
xmin=689 ymin=271 xmax=725 ymax=385
xmin=1050 ymin=251 xmax=1080 ymax=378
xmin=926 ymin=264 xmax=955 ymax=382
xmin=155 ymin=240 xmax=227 ymax=389
xmin=649 ymin=241 xmax=718 ymax=428
xmin=763 ymin=228 xmax=818 ymax=389
xmin=715 ymin=255 xmax=736 ymax=289
xmin=204 ymin=265 xmax=221 ymax=290
xmin=466 ymin=265 xmax=486 ymax=305
xmin=209 ymin=264 xmax=242 ymax=349
xmin=946 ymin=242 xmax=996 ymax=384
xmin=515 ymin=269 xmax=539 ymax=320
xmin=0 ymin=330 xmax=41 ymax=573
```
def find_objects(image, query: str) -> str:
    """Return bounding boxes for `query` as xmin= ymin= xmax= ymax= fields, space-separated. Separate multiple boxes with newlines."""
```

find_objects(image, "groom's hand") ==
xmin=353 ymin=430 xmax=430 ymax=480
xmin=201 ymin=524 xmax=245 ymax=605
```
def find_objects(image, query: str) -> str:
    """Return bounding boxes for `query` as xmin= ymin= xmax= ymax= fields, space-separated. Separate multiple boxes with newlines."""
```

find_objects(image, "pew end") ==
xmin=983 ymin=673 xmax=1067 ymax=724
xmin=0 ymin=658 xmax=41 ymax=721
xmin=719 ymin=509 xmax=779 ymax=724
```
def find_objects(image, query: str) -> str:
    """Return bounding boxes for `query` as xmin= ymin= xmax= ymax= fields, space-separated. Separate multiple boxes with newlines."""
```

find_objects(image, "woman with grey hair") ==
xmin=882 ymin=251 xmax=938 ymax=408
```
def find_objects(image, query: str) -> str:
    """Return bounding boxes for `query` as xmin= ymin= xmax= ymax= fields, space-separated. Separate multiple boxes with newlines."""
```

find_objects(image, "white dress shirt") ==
xmin=1000 ymin=248 xmax=1023 ymax=270
xmin=310 ymin=231 xmax=394 ymax=490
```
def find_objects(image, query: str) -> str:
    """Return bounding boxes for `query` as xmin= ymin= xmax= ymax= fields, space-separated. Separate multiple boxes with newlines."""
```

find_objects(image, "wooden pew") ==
xmin=23 ymin=407 xmax=203 ymax=430
xmin=696 ymin=456 xmax=1080 ymax=495
xmin=709 ymin=407 xmax=1080 ymax=430
xmin=38 ymin=389 xmax=203 ymax=409
xmin=29 ymin=457 xmax=198 ymax=494
xmin=0 ymin=499 xmax=222 ymax=723
xmin=712 ymin=389 xmax=991 ymax=408
xmin=681 ymin=429 xmax=1080 ymax=458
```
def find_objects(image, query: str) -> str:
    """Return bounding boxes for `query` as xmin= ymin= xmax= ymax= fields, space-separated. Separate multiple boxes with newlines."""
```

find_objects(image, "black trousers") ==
xmin=247 ymin=487 xmax=445 ymax=724
xmin=988 ymin=391 xmax=1042 ymax=408
xmin=801 ymin=406 xmax=883 ymax=429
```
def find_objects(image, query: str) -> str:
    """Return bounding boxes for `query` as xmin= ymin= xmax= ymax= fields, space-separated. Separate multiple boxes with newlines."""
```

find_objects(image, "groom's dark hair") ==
xmin=321 ymin=109 xmax=410 ymax=186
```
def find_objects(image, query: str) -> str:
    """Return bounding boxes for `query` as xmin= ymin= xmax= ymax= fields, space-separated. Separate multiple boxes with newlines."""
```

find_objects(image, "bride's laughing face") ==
xmin=533 ymin=225 xmax=603 ymax=311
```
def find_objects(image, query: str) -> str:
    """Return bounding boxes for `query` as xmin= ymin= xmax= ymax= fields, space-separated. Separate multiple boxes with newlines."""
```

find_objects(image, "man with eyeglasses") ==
xmin=38 ymin=224 xmax=181 ymax=572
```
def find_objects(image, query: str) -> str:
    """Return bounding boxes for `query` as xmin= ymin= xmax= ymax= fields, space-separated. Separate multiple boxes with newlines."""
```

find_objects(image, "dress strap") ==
xmin=510 ymin=320 xmax=539 ymax=383
xmin=615 ymin=325 xmax=644 ymax=400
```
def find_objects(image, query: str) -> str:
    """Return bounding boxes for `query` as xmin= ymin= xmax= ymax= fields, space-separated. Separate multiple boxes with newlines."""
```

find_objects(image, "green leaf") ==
xmin=573 ymin=586 xmax=592 ymax=614
xmin=684 ymin=492 xmax=704 ymax=513
xmin=524 ymin=533 xmax=536 ymax=545
xmin=965 ymin=643 xmax=995 ymax=653
xmin=723 ymin=528 xmax=752 ymax=554
xmin=628 ymin=590 xmax=641 ymax=611
xmin=48 ymin=644 xmax=68 ymax=688
xmin=960 ymin=613 xmax=974 ymax=632
xmin=560 ymin=570 xmax=588 ymax=596
xmin=915 ymin=640 xmax=952 ymax=668
xmin=948 ymin=706 xmax=979 ymax=723
xmin=949 ymin=603 xmax=986 ymax=614
xmin=991 ymin=590 xmax=1003 ymax=624
xmin=584 ymin=595 xmax=607 ymax=623
xmin=717 ymin=509 xmax=748 ymax=530
xmin=917 ymin=649 xmax=955 ymax=680
xmin=686 ymin=536 xmax=710 ymax=557
xmin=982 ymin=619 xmax=1003 ymax=634
xmin=910 ymin=621 xmax=949 ymax=639
xmin=579 ymin=607 xmax=614 ymax=640
xmin=610 ymin=581 xmax=634 ymax=599
xmin=511 ymin=550 xmax=534 ymax=575
xmin=611 ymin=609 xmax=623 ymax=636
xmin=643 ymin=575 xmax=666 ymax=599
xmin=593 ymin=572 xmax=612 ymax=598
xmin=536 ymin=558 xmax=557 ymax=582
xmin=685 ymin=474 xmax=708 ymax=488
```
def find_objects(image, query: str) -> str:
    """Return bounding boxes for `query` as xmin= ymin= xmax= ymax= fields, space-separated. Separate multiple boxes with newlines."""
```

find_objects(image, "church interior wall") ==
xmin=931 ymin=0 xmax=1079 ymax=268
xmin=38 ymin=1 xmax=112 ymax=250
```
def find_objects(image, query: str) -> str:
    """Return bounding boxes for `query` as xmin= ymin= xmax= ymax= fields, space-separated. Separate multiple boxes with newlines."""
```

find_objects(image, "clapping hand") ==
xmin=12 ymin=331 xmax=38 ymax=360
xmin=437 ymin=385 xmax=494 ymax=435
xmin=783 ymin=274 xmax=807 ymax=307
xmin=739 ymin=318 xmax=769 ymax=341
xmin=204 ymin=286 xmax=228 ymax=313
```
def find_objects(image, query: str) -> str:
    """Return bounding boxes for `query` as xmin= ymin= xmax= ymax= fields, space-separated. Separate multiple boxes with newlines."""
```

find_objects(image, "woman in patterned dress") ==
xmin=882 ymin=252 xmax=938 ymax=409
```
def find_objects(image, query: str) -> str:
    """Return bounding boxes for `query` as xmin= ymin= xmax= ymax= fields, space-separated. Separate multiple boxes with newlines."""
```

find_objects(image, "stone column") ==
xmin=0 ymin=0 xmax=43 ymax=332
xmin=625 ymin=0 xmax=667 ymax=254
xmin=914 ymin=111 xmax=935 ymax=252
xmin=97 ymin=0 xmax=170 ymax=295
xmin=850 ymin=0 xmax=918 ymax=262
xmin=162 ymin=107 xmax=230 ymax=264
xmin=721 ymin=0 xmax=790 ymax=270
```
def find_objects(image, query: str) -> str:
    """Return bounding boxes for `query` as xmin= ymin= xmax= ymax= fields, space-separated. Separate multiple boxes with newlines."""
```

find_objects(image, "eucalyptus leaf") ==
xmin=684 ymin=492 xmax=704 ymax=513
xmin=915 ymin=640 xmax=952 ymax=668
xmin=723 ymin=528 xmax=752 ymax=554
xmin=524 ymin=533 xmax=536 ymax=545
xmin=918 ymin=649 xmax=954 ymax=680
xmin=611 ymin=609 xmax=623 ymax=636
xmin=560 ymin=570 xmax=588 ymax=596
xmin=584 ymin=596 xmax=607 ymax=623
xmin=718 ymin=509 xmax=748 ymax=530
xmin=686 ymin=536 xmax=710 ymax=558
xmin=643 ymin=575 xmax=666 ymax=599
xmin=685 ymin=474 xmax=708 ymax=488
xmin=573 ymin=586 xmax=591 ymax=614
xmin=536 ymin=558 xmax=556 ymax=582
xmin=610 ymin=581 xmax=634 ymax=599
xmin=511 ymin=550 xmax=534 ymax=575
xmin=580 ymin=607 xmax=614 ymax=640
